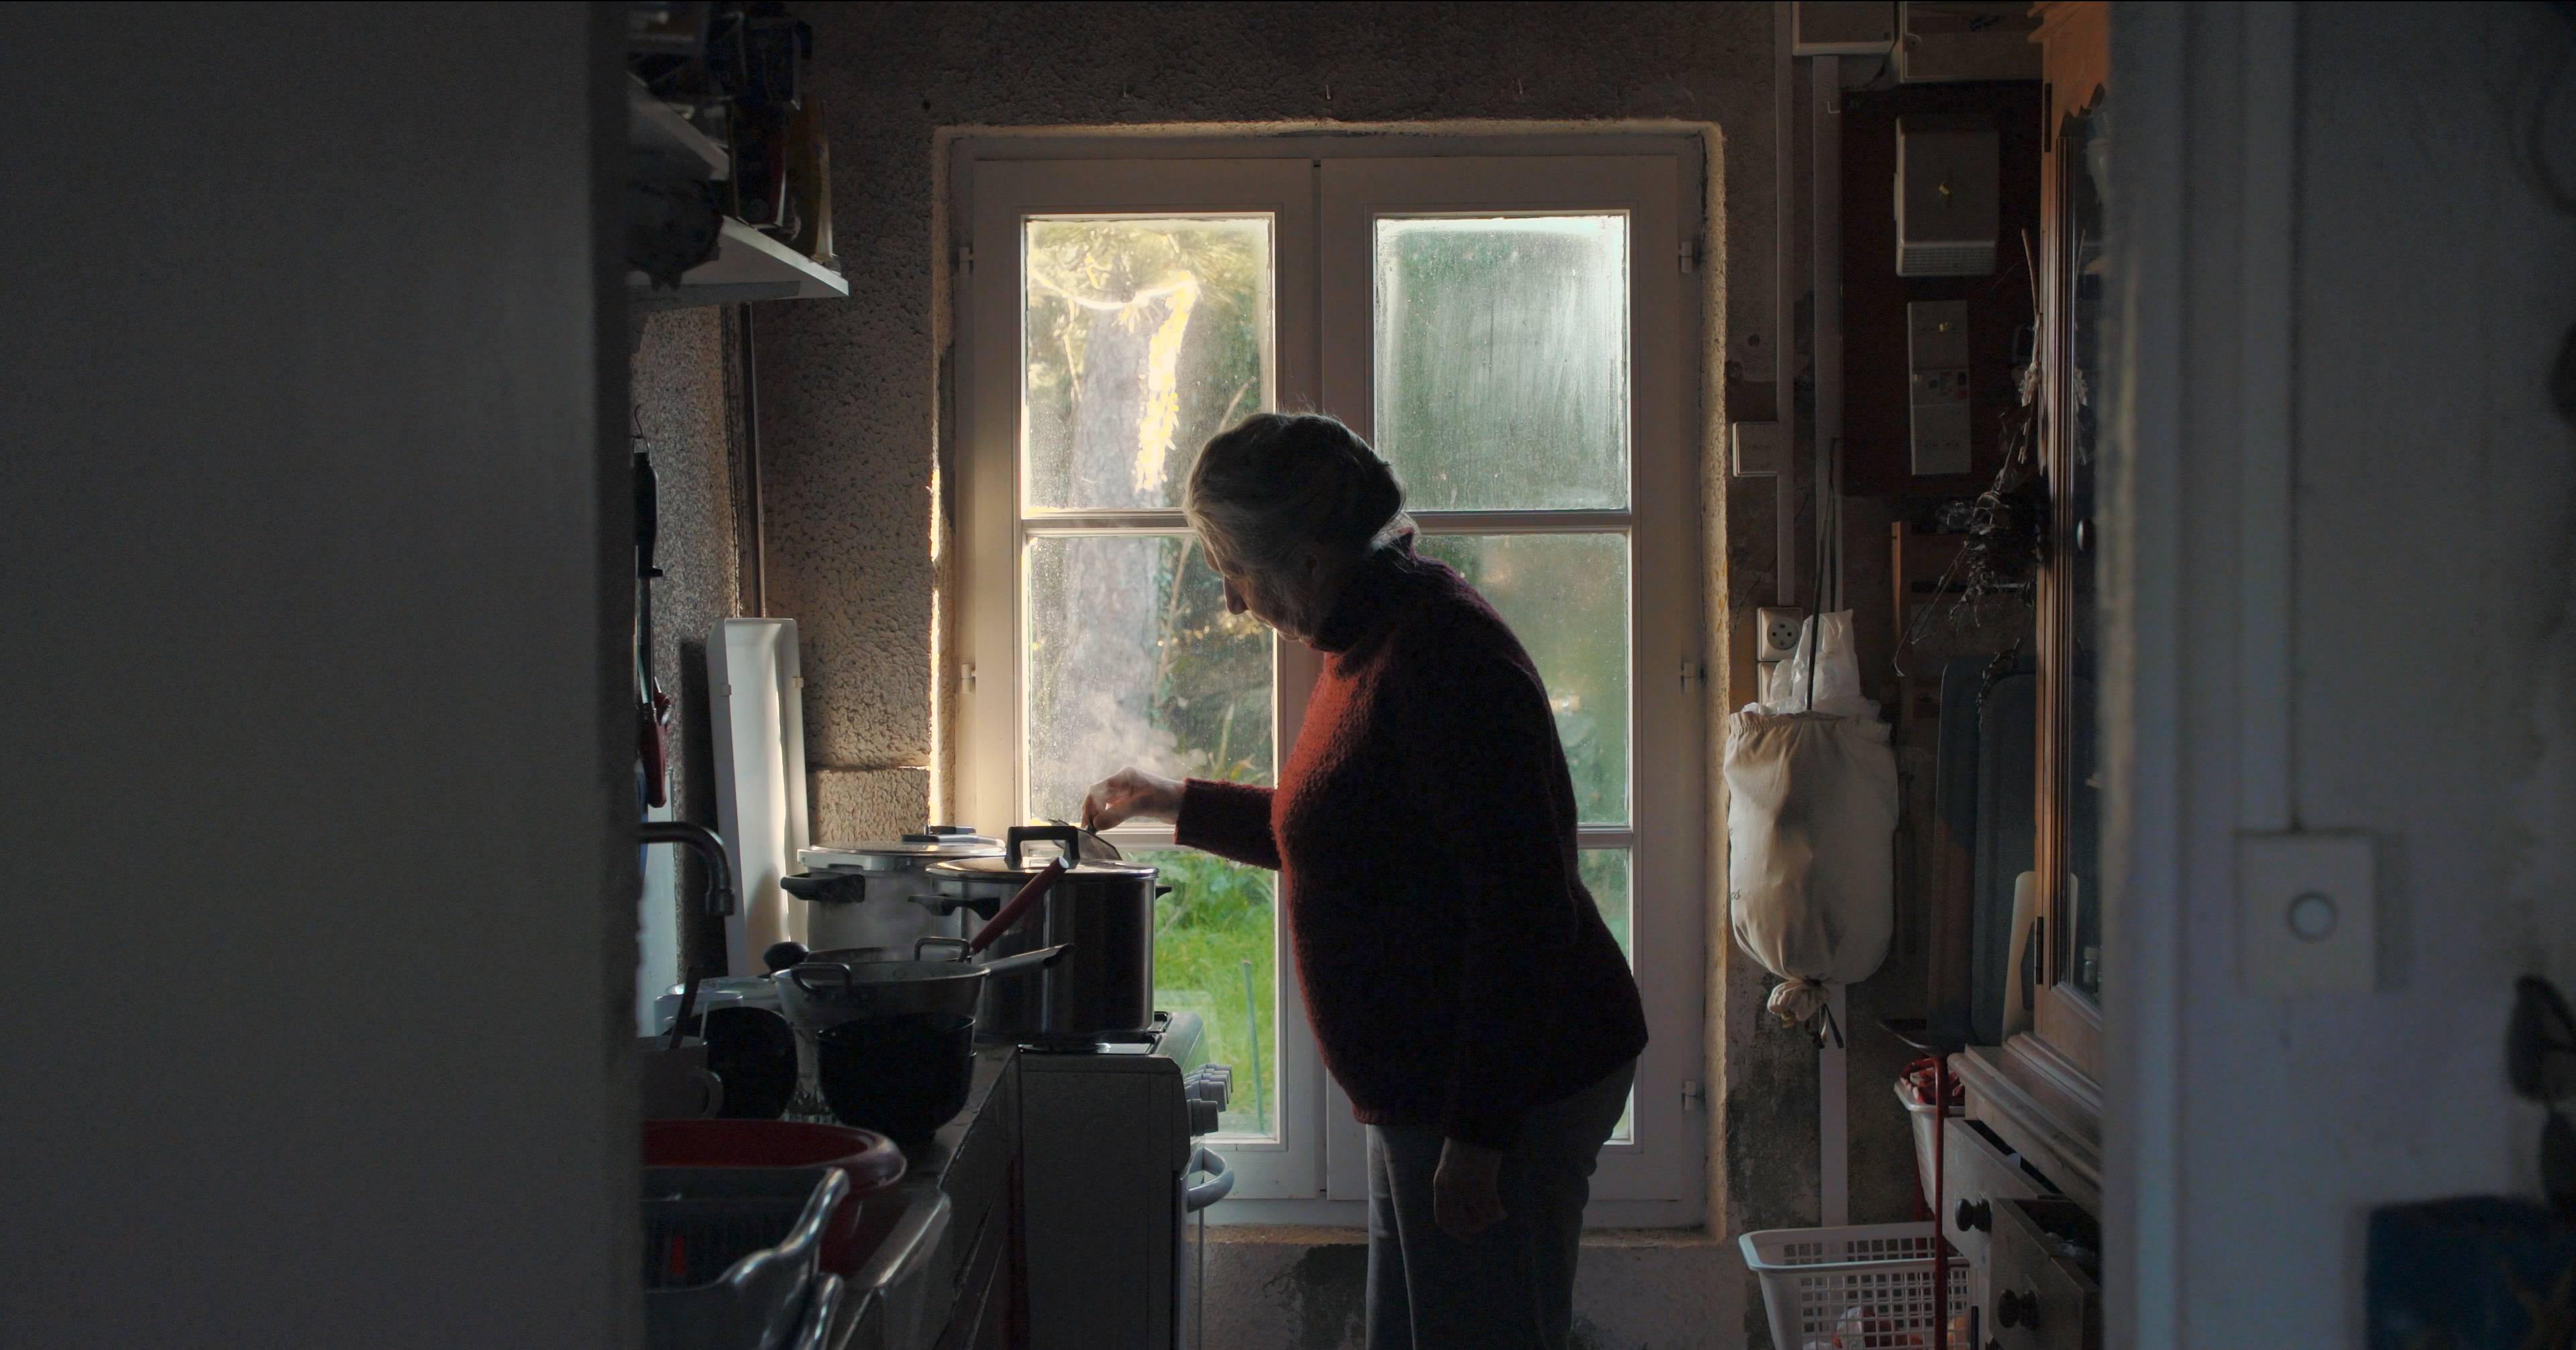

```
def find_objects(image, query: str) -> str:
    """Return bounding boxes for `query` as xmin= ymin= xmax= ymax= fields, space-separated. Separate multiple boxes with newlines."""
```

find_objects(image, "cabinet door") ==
xmin=1986 ymin=1197 xmax=2102 ymax=1350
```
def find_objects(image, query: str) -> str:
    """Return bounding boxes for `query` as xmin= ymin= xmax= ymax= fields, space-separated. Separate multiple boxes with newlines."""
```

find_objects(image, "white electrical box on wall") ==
xmin=1894 ymin=2 xmax=2043 ymax=83
xmin=1731 ymin=420 xmax=1785 ymax=477
xmin=1908 ymin=300 xmax=1972 ymax=474
xmin=1795 ymin=2 xmax=1897 ymax=56
xmin=2237 ymin=832 xmax=2378 ymax=995
xmin=1896 ymin=115 xmax=2000 ymax=276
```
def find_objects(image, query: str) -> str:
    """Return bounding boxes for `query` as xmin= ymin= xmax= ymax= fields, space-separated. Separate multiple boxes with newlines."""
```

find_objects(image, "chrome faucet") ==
xmin=641 ymin=821 xmax=737 ymax=917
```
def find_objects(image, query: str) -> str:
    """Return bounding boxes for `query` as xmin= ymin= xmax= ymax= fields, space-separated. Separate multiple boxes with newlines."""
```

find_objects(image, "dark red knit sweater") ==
xmin=1175 ymin=545 xmax=1647 ymax=1149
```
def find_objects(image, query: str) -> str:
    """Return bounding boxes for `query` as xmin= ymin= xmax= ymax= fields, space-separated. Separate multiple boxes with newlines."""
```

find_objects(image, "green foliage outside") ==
xmin=1144 ymin=848 xmax=1278 ymax=1137
xmin=1023 ymin=218 xmax=1268 ymax=510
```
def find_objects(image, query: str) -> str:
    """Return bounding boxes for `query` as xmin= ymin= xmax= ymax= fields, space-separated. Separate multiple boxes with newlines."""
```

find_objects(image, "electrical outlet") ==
xmin=1758 ymin=608 xmax=1809 ymax=663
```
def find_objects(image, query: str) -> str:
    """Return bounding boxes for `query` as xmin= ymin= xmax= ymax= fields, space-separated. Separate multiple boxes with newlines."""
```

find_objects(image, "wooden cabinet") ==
xmin=1949 ymin=0 xmax=2111 ymax=1280
xmin=2029 ymin=0 xmax=2108 ymax=1084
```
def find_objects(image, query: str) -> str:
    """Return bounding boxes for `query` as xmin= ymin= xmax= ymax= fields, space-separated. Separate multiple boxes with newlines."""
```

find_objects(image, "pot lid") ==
xmin=924 ymin=852 xmax=1157 ymax=881
xmin=800 ymin=828 xmax=1002 ymax=870
xmin=773 ymin=956 xmax=991 ymax=993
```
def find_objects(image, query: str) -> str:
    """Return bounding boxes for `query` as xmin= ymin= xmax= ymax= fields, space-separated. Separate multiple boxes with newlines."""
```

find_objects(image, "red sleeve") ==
xmin=1403 ymin=642 xmax=1590 ymax=1150
xmin=1173 ymin=777 xmax=1281 ymax=871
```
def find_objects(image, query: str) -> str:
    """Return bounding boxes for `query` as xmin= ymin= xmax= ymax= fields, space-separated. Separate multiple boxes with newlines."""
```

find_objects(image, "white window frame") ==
xmin=955 ymin=139 xmax=1706 ymax=1226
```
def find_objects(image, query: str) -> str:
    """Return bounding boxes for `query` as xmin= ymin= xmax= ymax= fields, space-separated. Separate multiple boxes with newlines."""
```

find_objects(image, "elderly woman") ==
xmin=1083 ymin=413 xmax=1646 ymax=1350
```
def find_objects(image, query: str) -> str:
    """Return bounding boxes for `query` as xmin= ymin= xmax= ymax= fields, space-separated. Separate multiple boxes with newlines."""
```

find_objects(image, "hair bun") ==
xmin=1185 ymin=412 xmax=1408 ymax=573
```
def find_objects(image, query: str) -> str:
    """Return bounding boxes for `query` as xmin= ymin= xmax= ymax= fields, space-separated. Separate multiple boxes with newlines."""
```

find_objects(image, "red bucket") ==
xmin=643 ymin=1120 xmax=906 ymax=1276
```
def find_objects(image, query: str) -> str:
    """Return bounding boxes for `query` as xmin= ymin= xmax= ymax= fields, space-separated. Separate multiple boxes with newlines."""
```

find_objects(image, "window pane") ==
xmin=1146 ymin=850 xmax=1279 ymax=1139
xmin=1024 ymin=535 xmax=1273 ymax=823
xmin=1024 ymin=217 xmax=1271 ymax=511
xmin=1578 ymin=846 xmax=1634 ymax=1142
xmin=1415 ymin=534 xmax=1629 ymax=825
xmin=1579 ymin=847 xmax=1631 ymax=956
xmin=1373 ymin=215 xmax=1629 ymax=510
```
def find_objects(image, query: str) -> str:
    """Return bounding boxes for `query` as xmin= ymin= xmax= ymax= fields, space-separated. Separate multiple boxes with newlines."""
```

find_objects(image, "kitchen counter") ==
xmin=826 ymin=1044 xmax=1020 ymax=1350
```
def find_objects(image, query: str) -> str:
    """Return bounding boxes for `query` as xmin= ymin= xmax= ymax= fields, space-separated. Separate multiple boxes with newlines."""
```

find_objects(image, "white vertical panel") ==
xmin=637 ymin=799 xmax=680 ymax=1033
xmin=1776 ymin=2 xmax=1803 ymax=608
xmin=1811 ymin=51 xmax=1850 ymax=1225
xmin=1821 ymin=983 xmax=1849 ymax=1225
xmin=710 ymin=618 xmax=812 ymax=975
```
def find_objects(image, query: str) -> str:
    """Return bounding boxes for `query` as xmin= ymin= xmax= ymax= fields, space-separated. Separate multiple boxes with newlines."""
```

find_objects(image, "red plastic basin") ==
xmin=643 ymin=1119 xmax=906 ymax=1276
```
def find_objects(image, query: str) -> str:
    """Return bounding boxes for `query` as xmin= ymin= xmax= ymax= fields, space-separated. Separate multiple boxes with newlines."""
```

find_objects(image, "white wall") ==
xmin=0 ymin=5 xmax=632 ymax=1347
xmin=2110 ymin=3 xmax=2576 ymax=1343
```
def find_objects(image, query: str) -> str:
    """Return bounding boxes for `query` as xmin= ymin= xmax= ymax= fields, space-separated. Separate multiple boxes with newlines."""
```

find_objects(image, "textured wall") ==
xmin=633 ymin=306 xmax=745 ymax=972
xmin=759 ymin=0 xmax=1788 ymax=839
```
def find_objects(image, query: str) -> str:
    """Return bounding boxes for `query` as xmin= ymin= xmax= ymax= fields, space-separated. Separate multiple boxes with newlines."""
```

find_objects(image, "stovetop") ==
xmin=1013 ymin=1010 xmax=1204 ymax=1071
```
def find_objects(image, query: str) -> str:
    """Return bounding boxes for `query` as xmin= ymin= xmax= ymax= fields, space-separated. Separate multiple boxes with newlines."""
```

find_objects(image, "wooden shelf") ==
xmin=629 ymin=218 xmax=847 ymax=311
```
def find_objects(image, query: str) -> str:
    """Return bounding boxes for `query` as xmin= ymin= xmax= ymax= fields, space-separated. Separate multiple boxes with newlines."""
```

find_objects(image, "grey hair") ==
xmin=1183 ymin=413 xmax=1410 ymax=579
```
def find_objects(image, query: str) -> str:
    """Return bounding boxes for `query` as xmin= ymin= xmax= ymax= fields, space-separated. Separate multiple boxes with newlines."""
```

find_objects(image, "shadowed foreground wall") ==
xmin=2108 ymin=4 xmax=2576 ymax=1343
xmin=0 ymin=5 xmax=632 ymax=1347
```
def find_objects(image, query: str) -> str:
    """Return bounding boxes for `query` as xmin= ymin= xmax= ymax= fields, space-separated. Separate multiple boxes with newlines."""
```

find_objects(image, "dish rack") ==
xmin=1738 ymin=1221 xmax=1971 ymax=1350
xmin=643 ymin=1166 xmax=849 ymax=1350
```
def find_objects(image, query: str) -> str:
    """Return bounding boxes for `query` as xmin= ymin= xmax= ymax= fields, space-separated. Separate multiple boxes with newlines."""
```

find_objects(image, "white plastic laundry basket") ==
xmin=1738 ymin=1221 xmax=1970 ymax=1350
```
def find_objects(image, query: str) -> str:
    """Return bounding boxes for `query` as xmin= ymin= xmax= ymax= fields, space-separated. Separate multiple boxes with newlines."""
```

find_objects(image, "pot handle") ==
xmin=968 ymin=857 xmax=1064 ymax=954
xmin=1006 ymin=824 xmax=1085 ymax=869
xmin=914 ymin=936 xmax=970 ymax=963
xmin=780 ymin=871 xmax=866 ymax=904
xmin=786 ymin=962 xmax=855 ymax=997
xmin=977 ymin=943 xmax=1072 ymax=979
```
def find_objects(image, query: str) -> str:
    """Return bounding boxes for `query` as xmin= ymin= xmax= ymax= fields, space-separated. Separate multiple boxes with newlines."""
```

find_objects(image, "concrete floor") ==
xmin=1193 ymin=1226 xmax=1731 ymax=1350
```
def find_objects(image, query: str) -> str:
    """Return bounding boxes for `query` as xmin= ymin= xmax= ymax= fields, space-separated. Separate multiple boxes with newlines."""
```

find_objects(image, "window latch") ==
xmin=1681 ymin=1080 xmax=1705 ymax=1111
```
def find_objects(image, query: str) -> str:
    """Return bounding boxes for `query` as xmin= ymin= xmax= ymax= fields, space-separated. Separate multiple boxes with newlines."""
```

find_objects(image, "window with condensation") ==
xmin=959 ymin=148 xmax=1705 ymax=1223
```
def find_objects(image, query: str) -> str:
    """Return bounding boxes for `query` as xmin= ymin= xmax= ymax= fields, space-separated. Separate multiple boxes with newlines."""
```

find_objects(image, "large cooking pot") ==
xmin=771 ymin=939 xmax=1063 ymax=1031
xmin=927 ymin=825 xmax=1161 ymax=1044
xmin=780 ymin=828 xmax=1002 ymax=958
xmin=773 ymin=940 xmax=1063 ymax=1137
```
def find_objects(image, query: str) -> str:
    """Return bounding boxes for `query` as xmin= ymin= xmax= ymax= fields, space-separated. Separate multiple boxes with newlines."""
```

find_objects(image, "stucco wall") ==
xmin=632 ymin=306 xmax=747 ymax=976
xmin=763 ymin=0 xmax=1786 ymax=821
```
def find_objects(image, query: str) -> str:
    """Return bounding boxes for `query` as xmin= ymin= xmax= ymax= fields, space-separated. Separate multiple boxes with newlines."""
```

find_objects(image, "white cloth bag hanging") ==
xmin=1725 ymin=612 xmax=1900 ymax=1024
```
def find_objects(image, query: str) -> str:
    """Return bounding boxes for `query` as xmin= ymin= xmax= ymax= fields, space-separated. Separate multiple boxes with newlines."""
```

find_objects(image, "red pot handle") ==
xmin=968 ymin=858 xmax=1064 ymax=953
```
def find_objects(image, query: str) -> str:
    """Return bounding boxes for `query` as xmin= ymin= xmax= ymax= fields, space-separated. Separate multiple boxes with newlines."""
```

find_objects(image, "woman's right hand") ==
xmin=1081 ymin=767 xmax=1183 ymax=832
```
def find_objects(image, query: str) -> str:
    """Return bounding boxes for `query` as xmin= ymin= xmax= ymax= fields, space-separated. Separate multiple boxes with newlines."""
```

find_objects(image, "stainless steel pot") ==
xmin=780 ymin=829 xmax=1002 ymax=958
xmin=927 ymin=825 xmax=1161 ymax=1044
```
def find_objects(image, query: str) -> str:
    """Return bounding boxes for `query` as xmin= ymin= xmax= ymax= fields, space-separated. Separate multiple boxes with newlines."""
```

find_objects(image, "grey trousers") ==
xmin=1364 ymin=1060 xmax=1636 ymax=1350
